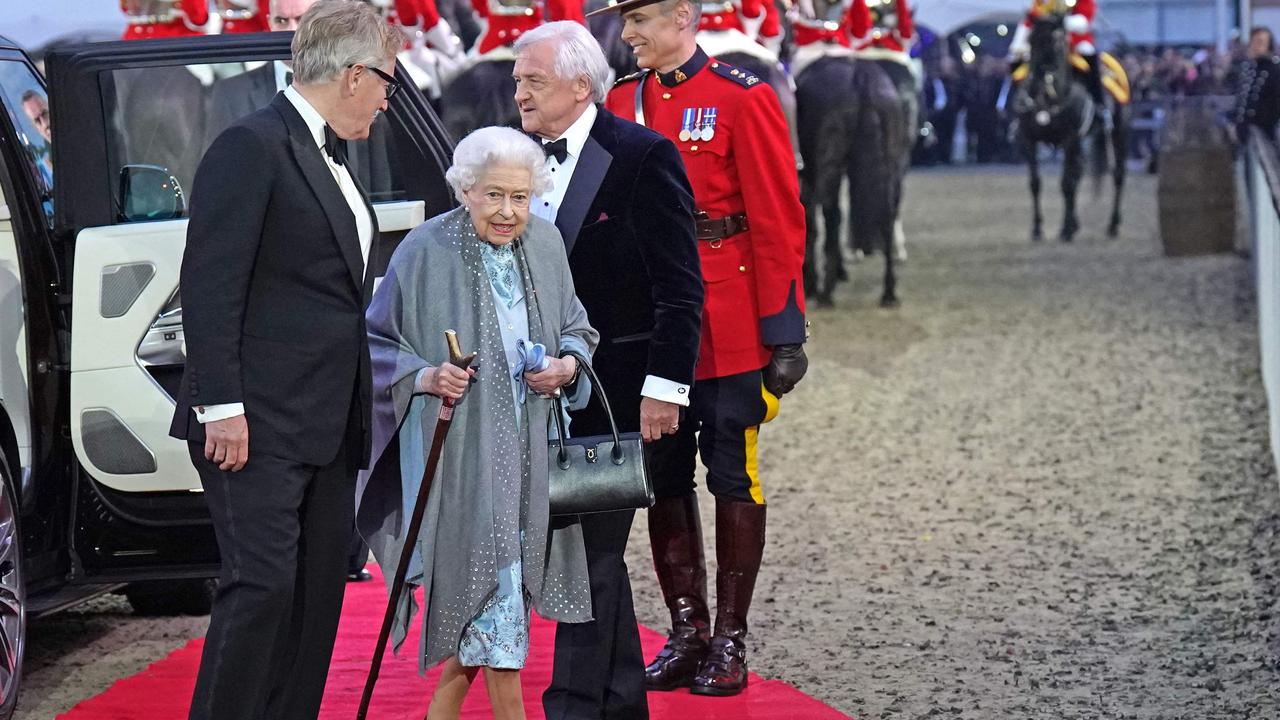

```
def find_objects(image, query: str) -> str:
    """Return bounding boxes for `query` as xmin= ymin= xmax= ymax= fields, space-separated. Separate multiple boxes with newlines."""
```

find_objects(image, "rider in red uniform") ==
xmin=1009 ymin=0 xmax=1107 ymax=118
xmin=121 ymin=0 xmax=209 ymax=39
xmin=470 ymin=0 xmax=585 ymax=54
xmin=595 ymin=0 xmax=809 ymax=698
xmin=848 ymin=0 xmax=913 ymax=52
xmin=697 ymin=0 xmax=781 ymax=54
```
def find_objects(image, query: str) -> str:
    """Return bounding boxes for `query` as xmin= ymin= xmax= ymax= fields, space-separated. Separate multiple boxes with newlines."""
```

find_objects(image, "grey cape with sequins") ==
xmin=356 ymin=207 xmax=596 ymax=670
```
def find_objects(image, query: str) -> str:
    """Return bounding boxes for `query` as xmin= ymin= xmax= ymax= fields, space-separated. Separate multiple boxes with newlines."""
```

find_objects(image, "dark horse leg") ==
xmin=798 ymin=174 xmax=842 ymax=307
xmin=1025 ymin=137 xmax=1044 ymax=242
xmin=800 ymin=175 xmax=820 ymax=301
xmin=1108 ymin=107 xmax=1129 ymax=238
xmin=1060 ymin=137 xmax=1083 ymax=242
xmin=880 ymin=204 xmax=899 ymax=308
xmin=822 ymin=196 xmax=844 ymax=302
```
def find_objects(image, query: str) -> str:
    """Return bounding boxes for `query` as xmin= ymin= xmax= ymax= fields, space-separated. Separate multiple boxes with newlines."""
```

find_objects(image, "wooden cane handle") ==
xmin=445 ymin=330 xmax=463 ymax=365
xmin=443 ymin=330 xmax=476 ymax=374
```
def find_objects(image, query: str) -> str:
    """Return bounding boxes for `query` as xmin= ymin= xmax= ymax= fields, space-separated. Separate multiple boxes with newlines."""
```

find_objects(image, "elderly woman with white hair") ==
xmin=357 ymin=125 xmax=595 ymax=719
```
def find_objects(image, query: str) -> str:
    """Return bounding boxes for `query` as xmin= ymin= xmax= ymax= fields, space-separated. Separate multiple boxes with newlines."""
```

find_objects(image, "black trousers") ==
xmin=543 ymin=509 xmax=648 ymax=720
xmin=545 ymin=363 xmax=652 ymax=720
xmin=187 ymin=440 xmax=356 ymax=720
xmin=648 ymin=369 xmax=771 ymax=504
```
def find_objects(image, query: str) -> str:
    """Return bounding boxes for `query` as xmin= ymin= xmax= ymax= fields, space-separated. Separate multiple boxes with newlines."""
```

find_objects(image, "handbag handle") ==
xmin=550 ymin=349 xmax=627 ymax=468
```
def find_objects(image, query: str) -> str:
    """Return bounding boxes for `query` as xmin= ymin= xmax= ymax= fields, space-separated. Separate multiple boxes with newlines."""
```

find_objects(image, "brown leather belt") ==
xmin=694 ymin=211 xmax=749 ymax=241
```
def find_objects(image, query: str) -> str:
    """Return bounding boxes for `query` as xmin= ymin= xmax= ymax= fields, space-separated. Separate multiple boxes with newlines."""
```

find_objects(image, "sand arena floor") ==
xmin=17 ymin=166 xmax=1280 ymax=720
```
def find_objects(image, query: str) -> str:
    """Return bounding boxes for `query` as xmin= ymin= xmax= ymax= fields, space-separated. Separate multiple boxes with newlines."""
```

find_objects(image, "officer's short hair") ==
xmin=515 ymin=21 xmax=612 ymax=103
xmin=291 ymin=0 xmax=401 ymax=85
xmin=658 ymin=0 xmax=702 ymax=27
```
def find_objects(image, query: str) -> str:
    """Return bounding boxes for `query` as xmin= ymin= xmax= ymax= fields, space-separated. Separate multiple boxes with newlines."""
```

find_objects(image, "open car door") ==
xmin=45 ymin=33 xmax=454 ymax=575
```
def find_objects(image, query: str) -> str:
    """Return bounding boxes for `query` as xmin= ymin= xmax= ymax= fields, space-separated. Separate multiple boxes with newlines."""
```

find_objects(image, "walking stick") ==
xmin=357 ymin=330 xmax=476 ymax=720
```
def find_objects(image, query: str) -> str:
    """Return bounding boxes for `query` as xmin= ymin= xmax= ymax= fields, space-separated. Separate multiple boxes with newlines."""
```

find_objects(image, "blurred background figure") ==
xmin=1236 ymin=26 xmax=1280 ymax=144
xmin=20 ymin=89 xmax=54 ymax=188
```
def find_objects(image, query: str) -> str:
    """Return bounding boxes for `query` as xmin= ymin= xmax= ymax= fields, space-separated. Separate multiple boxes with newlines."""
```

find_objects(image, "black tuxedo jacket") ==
xmin=170 ymin=93 xmax=377 ymax=468
xmin=559 ymin=106 xmax=703 ymax=435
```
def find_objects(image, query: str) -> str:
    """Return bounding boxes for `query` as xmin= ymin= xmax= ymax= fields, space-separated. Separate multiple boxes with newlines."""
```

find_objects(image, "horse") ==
xmin=437 ymin=50 xmax=521 ymax=141
xmin=795 ymin=54 xmax=907 ymax=307
xmin=1010 ymin=15 xmax=1129 ymax=242
xmin=851 ymin=49 xmax=919 ymax=263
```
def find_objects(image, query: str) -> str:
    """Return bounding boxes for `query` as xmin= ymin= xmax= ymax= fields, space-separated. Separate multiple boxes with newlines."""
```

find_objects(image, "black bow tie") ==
xmin=323 ymin=124 xmax=347 ymax=166
xmin=542 ymin=138 xmax=568 ymax=164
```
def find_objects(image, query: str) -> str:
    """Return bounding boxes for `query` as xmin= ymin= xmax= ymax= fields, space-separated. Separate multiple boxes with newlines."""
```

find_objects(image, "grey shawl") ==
xmin=356 ymin=207 xmax=596 ymax=670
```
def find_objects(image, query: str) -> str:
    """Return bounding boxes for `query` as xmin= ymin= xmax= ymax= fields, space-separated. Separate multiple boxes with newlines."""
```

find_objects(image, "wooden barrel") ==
xmin=1156 ymin=102 xmax=1236 ymax=256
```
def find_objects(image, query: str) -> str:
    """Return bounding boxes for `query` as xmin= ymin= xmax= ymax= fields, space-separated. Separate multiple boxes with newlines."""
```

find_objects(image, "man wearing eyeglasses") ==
xmin=171 ymin=3 xmax=400 ymax=718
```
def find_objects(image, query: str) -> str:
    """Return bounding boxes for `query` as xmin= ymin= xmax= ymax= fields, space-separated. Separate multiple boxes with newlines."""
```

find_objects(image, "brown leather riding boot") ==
xmin=644 ymin=493 xmax=710 ymax=691
xmin=691 ymin=498 xmax=767 ymax=697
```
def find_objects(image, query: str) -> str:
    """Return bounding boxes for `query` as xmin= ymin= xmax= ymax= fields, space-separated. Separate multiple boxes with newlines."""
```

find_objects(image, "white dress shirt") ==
xmin=198 ymin=86 xmax=374 ymax=424
xmin=531 ymin=103 xmax=596 ymax=224
xmin=531 ymin=104 xmax=690 ymax=408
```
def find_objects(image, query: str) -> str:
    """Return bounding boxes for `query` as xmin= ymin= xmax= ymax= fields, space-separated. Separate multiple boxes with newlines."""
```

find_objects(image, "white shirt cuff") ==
xmin=196 ymin=403 xmax=245 ymax=423
xmin=416 ymin=367 xmax=431 ymax=394
xmin=641 ymin=375 xmax=691 ymax=406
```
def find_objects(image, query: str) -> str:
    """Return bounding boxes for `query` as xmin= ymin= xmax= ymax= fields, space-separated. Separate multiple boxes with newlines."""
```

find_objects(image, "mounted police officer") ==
xmin=591 ymin=0 xmax=809 ymax=698
xmin=1009 ymin=0 xmax=1109 ymax=127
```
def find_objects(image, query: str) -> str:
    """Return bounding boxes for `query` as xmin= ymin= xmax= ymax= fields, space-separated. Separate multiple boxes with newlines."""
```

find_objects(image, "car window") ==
xmin=103 ymin=61 xmax=414 ymax=224
xmin=0 ymin=60 xmax=53 ymax=226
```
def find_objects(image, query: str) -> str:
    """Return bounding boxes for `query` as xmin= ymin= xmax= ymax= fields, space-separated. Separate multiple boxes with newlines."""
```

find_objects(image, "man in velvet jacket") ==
xmin=513 ymin=21 xmax=703 ymax=720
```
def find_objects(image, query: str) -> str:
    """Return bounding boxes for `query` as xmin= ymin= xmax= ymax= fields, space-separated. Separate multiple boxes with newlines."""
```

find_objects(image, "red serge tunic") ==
xmin=606 ymin=48 xmax=807 ymax=381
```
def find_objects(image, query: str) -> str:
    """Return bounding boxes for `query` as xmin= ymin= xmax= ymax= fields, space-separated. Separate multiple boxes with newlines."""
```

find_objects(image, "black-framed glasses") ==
xmin=355 ymin=64 xmax=401 ymax=100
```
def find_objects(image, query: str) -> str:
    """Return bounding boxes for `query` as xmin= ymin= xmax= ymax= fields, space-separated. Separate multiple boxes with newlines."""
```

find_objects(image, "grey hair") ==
xmin=658 ymin=0 xmax=701 ymax=26
xmin=514 ymin=21 xmax=612 ymax=103
xmin=445 ymin=126 xmax=554 ymax=203
xmin=290 ymin=0 xmax=401 ymax=85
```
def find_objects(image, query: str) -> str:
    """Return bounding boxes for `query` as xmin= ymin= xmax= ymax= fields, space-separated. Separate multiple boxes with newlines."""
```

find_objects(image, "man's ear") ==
xmin=675 ymin=0 xmax=694 ymax=29
xmin=575 ymin=75 xmax=593 ymax=103
xmin=345 ymin=65 xmax=363 ymax=97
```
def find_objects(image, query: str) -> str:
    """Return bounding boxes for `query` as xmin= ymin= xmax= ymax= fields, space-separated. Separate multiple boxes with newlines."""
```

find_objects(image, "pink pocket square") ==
xmin=596 ymin=212 xmax=609 ymax=222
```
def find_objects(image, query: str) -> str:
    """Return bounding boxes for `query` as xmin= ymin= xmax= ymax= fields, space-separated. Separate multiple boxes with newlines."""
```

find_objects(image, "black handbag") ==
xmin=547 ymin=350 xmax=654 ymax=516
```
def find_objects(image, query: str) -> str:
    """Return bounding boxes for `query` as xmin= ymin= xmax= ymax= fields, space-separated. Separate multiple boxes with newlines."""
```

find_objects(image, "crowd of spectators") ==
xmin=912 ymin=39 xmax=1248 ymax=168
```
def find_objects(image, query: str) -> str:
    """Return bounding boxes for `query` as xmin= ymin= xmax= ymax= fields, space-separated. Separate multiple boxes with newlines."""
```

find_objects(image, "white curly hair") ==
xmin=445 ymin=126 xmax=553 ymax=204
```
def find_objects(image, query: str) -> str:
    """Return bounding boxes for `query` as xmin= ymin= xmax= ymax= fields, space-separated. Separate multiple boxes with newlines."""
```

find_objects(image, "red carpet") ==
xmin=57 ymin=567 xmax=848 ymax=719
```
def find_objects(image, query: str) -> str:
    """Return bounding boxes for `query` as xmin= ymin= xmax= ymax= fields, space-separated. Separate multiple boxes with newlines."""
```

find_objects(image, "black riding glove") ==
xmin=763 ymin=344 xmax=808 ymax=397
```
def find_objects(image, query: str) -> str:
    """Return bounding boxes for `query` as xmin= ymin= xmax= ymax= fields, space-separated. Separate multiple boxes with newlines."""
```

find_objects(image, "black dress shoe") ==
xmin=347 ymin=568 xmax=373 ymax=582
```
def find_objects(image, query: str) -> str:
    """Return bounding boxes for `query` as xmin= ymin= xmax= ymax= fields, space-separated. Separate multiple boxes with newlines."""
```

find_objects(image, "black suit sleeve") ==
xmin=629 ymin=137 xmax=703 ymax=387
xmin=181 ymin=124 xmax=274 ymax=406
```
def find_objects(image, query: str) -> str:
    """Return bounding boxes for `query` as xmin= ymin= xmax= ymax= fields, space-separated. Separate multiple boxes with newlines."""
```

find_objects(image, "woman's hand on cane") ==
xmin=525 ymin=355 xmax=576 ymax=396
xmin=422 ymin=363 xmax=476 ymax=400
